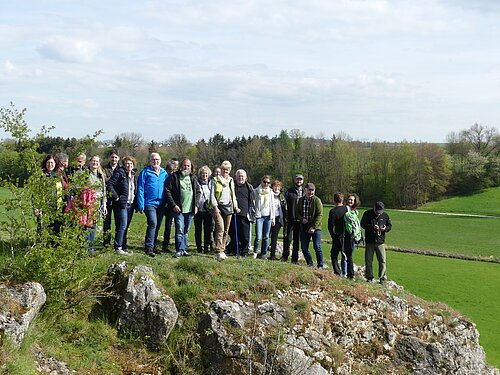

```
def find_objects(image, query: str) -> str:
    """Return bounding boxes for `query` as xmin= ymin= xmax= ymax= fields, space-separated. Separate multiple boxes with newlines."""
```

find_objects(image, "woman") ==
xmin=343 ymin=193 xmax=361 ymax=278
xmin=194 ymin=165 xmax=213 ymax=253
xmin=269 ymin=179 xmax=286 ymax=260
xmin=252 ymin=175 xmax=275 ymax=260
xmin=106 ymin=156 xmax=137 ymax=256
xmin=36 ymin=154 xmax=64 ymax=234
xmin=69 ymin=155 xmax=107 ymax=253
xmin=209 ymin=160 xmax=238 ymax=261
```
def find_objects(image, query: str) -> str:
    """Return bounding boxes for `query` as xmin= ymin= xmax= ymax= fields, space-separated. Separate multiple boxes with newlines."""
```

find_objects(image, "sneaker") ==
xmin=279 ymin=257 xmax=288 ymax=262
xmin=261 ymin=255 xmax=267 ymax=260
xmin=253 ymin=252 xmax=259 ymax=259
xmin=116 ymin=248 xmax=131 ymax=256
xmin=183 ymin=251 xmax=192 ymax=257
xmin=174 ymin=252 xmax=182 ymax=258
xmin=145 ymin=250 xmax=156 ymax=258
xmin=161 ymin=247 xmax=172 ymax=254
xmin=366 ymin=278 xmax=374 ymax=283
xmin=122 ymin=248 xmax=133 ymax=255
xmin=217 ymin=252 xmax=227 ymax=262
xmin=318 ymin=264 xmax=329 ymax=269
xmin=379 ymin=278 xmax=386 ymax=285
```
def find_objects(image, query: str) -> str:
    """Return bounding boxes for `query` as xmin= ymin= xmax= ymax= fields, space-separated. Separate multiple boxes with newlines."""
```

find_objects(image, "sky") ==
xmin=1 ymin=0 xmax=499 ymax=143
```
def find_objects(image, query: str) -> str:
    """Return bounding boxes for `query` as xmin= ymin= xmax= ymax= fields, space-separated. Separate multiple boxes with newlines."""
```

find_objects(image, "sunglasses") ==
xmin=262 ymin=180 xmax=270 ymax=184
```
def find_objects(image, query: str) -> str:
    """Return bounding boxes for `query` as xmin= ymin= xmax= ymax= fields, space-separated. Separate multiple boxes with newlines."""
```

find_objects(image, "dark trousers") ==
xmin=331 ymin=233 xmax=355 ymax=278
xmin=228 ymin=214 xmax=251 ymax=256
xmin=269 ymin=217 xmax=282 ymax=259
xmin=162 ymin=209 xmax=174 ymax=250
xmin=113 ymin=203 xmax=134 ymax=250
xmin=300 ymin=225 xmax=324 ymax=267
xmin=194 ymin=211 xmax=213 ymax=253
xmin=103 ymin=201 xmax=114 ymax=246
xmin=282 ymin=220 xmax=300 ymax=262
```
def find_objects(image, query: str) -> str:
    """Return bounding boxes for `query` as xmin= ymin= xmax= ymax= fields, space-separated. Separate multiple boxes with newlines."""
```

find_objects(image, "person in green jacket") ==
xmin=296 ymin=183 xmax=326 ymax=268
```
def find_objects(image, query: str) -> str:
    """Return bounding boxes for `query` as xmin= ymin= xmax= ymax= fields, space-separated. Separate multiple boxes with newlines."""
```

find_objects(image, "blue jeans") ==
xmin=114 ymin=203 xmax=134 ymax=249
xmin=144 ymin=205 xmax=164 ymax=250
xmin=254 ymin=216 xmax=272 ymax=256
xmin=85 ymin=226 xmax=96 ymax=252
xmin=174 ymin=212 xmax=194 ymax=254
xmin=300 ymin=226 xmax=324 ymax=267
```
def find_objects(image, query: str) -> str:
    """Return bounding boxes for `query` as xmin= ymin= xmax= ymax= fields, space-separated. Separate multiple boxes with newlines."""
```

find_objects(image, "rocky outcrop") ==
xmin=102 ymin=262 xmax=178 ymax=350
xmin=198 ymin=287 xmax=496 ymax=375
xmin=0 ymin=282 xmax=46 ymax=348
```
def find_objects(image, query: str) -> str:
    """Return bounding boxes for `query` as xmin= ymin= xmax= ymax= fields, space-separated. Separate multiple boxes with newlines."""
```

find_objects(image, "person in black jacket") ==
xmin=165 ymin=158 xmax=201 ymax=257
xmin=102 ymin=149 xmax=120 ymax=247
xmin=227 ymin=169 xmax=255 ymax=257
xmin=106 ymin=156 xmax=137 ymax=256
xmin=281 ymin=174 xmax=304 ymax=263
xmin=360 ymin=201 xmax=392 ymax=284
xmin=328 ymin=192 xmax=350 ymax=277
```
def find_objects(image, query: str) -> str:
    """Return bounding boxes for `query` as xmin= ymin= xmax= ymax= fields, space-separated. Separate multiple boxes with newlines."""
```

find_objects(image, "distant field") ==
xmin=321 ymin=208 xmax=500 ymax=260
xmin=419 ymin=187 xmax=500 ymax=217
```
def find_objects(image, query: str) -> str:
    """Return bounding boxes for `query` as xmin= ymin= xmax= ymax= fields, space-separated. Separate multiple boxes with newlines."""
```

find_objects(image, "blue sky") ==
xmin=1 ymin=0 xmax=499 ymax=143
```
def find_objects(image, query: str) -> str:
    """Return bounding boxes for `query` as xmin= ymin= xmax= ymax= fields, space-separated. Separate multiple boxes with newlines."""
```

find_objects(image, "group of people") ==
xmin=38 ymin=150 xmax=393 ymax=283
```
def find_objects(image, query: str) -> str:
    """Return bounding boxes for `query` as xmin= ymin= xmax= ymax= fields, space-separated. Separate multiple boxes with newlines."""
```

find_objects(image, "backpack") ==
xmin=344 ymin=209 xmax=362 ymax=244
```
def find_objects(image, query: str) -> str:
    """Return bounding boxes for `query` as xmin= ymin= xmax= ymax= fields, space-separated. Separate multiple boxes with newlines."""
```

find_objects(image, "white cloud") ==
xmin=38 ymin=36 xmax=98 ymax=63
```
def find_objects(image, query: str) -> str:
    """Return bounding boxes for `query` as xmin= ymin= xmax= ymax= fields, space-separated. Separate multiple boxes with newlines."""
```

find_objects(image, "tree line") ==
xmin=1 ymin=105 xmax=499 ymax=208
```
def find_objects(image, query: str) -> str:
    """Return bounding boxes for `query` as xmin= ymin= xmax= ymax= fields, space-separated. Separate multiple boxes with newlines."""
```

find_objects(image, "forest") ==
xmin=1 ymin=105 xmax=499 ymax=208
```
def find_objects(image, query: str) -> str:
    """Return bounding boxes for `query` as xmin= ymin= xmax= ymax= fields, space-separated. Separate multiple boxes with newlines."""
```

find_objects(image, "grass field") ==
xmin=321 ymin=207 xmax=500 ymax=260
xmin=419 ymin=187 xmax=500 ymax=217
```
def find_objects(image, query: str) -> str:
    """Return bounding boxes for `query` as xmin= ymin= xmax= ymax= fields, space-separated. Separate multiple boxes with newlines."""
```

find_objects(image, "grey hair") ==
xmin=198 ymin=165 xmax=212 ymax=176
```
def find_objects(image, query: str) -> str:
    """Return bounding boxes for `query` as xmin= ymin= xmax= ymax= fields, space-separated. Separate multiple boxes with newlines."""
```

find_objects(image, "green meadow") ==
xmin=419 ymin=187 xmax=500 ymax=217
xmin=1 ymin=186 xmax=499 ymax=367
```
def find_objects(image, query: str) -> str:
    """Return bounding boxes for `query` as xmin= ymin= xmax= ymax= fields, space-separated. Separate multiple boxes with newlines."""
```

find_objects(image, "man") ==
xmin=161 ymin=160 xmax=177 ymax=253
xmin=227 ymin=169 xmax=255 ymax=257
xmin=296 ymin=183 xmax=325 ymax=268
xmin=281 ymin=174 xmax=304 ymax=263
xmin=103 ymin=149 xmax=120 ymax=247
xmin=328 ymin=192 xmax=351 ymax=277
xmin=361 ymin=201 xmax=392 ymax=284
xmin=165 ymin=158 xmax=200 ymax=258
xmin=137 ymin=152 xmax=168 ymax=257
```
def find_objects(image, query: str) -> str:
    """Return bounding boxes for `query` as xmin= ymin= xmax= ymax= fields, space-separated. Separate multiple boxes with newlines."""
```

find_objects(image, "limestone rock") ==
xmin=198 ymin=286 xmax=496 ymax=374
xmin=0 ymin=282 xmax=46 ymax=348
xmin=103 ymin=263 xmax=178 ymax=350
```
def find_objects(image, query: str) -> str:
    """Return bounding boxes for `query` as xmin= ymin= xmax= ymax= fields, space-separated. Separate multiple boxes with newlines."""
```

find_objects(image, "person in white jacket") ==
xmin=252 ymin=175 xmax=275 ymax=259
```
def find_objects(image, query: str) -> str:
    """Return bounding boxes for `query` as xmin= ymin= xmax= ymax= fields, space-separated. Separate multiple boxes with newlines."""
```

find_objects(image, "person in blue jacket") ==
xmin=137 ymin=152 xmax=167 ymax=257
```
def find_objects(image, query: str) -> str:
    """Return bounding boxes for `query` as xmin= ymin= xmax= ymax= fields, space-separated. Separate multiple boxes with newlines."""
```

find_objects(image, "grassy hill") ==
xmin=418 ymin=187 xmax=500 ymax=217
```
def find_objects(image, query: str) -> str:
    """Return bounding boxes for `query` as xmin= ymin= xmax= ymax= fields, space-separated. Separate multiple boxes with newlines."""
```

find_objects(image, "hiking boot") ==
xmin=145 ymin=249 xmax=156 ymax=258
